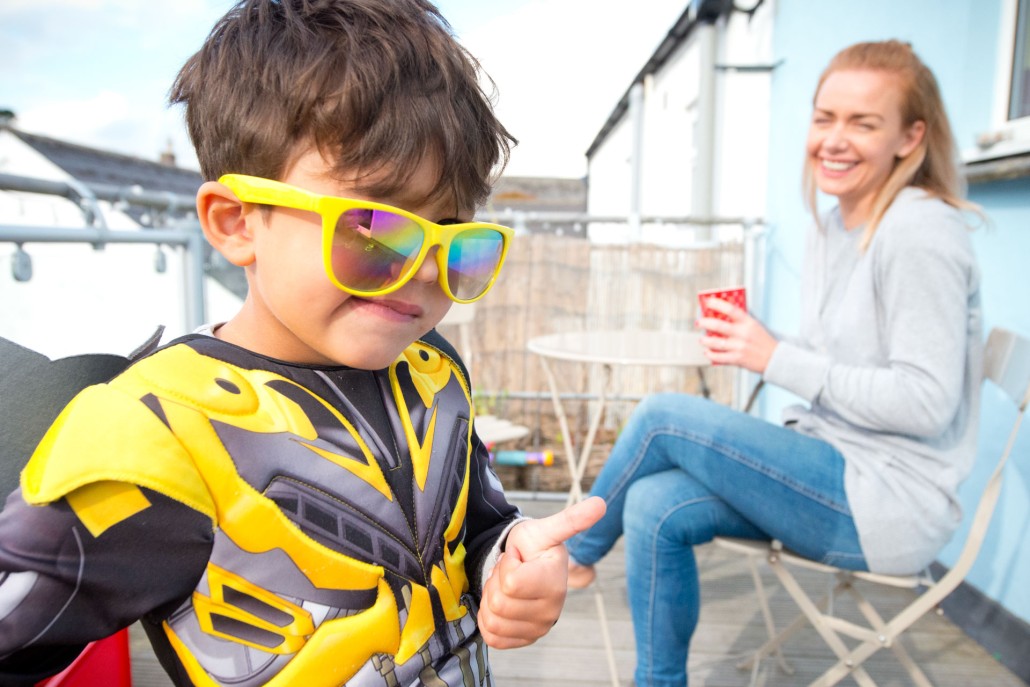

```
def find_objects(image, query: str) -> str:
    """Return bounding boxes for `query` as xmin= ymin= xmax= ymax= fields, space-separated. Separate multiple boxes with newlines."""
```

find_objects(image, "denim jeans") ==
xmin=566 ymin=393 xmax=867 ymax=687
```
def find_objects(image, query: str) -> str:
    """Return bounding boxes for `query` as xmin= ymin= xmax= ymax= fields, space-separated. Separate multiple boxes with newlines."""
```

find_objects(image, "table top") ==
xmin=527 ymin=329 xmax=710 ymax=367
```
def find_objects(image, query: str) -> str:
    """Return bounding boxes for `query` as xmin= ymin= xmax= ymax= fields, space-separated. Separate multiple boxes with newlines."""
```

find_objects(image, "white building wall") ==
xmin=712 ymin=3 xmax=775 ymax=221
xmin=0 ymin=130 xmax=241 ymax=360
xmin=585 ymin=115 xmax=635 ymax=243
xmin=585 ymin=1 xmax=776 ymax=245
xmin=643 ymin=40 xmax=699 ymax=218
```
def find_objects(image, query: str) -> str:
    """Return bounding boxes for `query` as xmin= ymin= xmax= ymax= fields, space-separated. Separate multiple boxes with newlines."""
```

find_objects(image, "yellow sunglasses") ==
xmin=219 ymin=174 xmax=514 ymax=303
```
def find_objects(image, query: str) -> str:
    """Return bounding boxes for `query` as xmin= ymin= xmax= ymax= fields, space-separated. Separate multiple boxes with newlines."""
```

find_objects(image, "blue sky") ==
xmin=2 ymin=0 xmax=686 ymax=178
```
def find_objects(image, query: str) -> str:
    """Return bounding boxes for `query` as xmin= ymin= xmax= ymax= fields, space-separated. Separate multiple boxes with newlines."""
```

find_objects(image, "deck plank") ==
xmin=129 ymin=496 xmax=1026 ymax=686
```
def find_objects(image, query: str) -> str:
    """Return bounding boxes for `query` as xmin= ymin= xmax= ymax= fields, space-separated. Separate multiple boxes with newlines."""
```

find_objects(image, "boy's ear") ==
xmin=197 ymin=181 xmax=256 ymax=267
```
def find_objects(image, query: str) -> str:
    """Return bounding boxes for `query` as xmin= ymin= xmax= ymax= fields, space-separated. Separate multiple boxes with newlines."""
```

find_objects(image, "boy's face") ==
xmin=215 ymin=148 xmax=461 ymax=369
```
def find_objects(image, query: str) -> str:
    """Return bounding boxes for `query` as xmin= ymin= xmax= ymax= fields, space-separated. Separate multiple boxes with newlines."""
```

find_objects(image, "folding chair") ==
xmin=1 ymin=336 xmax=137 ymax=687
xmin=714 ymin=326 xmax=1030 ymax=687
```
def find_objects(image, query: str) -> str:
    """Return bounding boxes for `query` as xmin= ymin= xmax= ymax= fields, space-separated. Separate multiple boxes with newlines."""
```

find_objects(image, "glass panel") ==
xmin=1011 ymin=0 xmax=1030 ymax=120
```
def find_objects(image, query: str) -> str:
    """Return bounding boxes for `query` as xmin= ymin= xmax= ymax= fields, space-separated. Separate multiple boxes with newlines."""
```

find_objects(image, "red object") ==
xmin=697 ymin=286 xmax=747 ymax=336
xmin=35 ymin=629 xmax=132 ymax=687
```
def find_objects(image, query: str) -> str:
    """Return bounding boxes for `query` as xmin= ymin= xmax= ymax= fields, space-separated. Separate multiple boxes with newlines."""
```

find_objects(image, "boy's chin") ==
xmin=336 ymin=342 xmax=412 ymax=370
xmin=336 ymin=350 xmax=402 ymax=370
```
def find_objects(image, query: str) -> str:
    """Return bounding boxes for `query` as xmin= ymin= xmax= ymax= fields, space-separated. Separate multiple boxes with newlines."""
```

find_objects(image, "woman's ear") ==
xmin=197 ymin=181 xmax=256 ymax=267
xmin=897 ymin=119 xmax=927 ymax=159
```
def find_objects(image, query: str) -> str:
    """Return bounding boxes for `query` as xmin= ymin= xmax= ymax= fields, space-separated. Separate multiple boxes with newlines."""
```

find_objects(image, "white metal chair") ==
xmin=437 ymin=303 xmax=531 ymax=448
xmin=714 ymin=326 xmax=1030 ymax=687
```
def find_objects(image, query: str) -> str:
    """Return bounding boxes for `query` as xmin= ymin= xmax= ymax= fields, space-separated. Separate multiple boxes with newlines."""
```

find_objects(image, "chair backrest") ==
xmin=983 ymin=327 xmax=1030 ymax=409
xmin=0 ymin=337 xmax=129 ymax=499
xmin=942 ymin=327 xmax=1030 ymax=583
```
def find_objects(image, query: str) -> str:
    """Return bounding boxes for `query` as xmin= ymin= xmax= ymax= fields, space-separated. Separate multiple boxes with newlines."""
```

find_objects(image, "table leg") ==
xmin=537 ymin=358 xmax=614 ymax=506
xmin=570 ymin=363 xmax=612 ymax=507
xmin=537 ymin=356 xmax=582 ymax=502
xmin=536 ymin=357 xmax=621 ymax=687
xmin=696 ymin=367 xmax=711 ymax=399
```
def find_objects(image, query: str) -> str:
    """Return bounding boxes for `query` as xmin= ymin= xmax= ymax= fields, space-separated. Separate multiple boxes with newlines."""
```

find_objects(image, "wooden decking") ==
xmin=129 ymin=496 xmax=1025 ymax=686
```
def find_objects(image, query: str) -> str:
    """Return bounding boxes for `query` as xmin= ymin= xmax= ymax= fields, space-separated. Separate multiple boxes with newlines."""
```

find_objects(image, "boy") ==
xmin=0 ymin=1 xmax=605 ymax=685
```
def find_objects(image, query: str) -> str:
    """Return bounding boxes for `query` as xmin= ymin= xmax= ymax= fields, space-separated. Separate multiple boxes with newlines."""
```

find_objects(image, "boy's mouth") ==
xmin=360 ymin=297 xmax=424 ymax=319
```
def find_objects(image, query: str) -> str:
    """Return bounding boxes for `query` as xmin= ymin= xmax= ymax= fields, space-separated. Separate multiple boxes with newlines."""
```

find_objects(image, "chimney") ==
xmin=159 ymin=138 xmax=176 ymax=166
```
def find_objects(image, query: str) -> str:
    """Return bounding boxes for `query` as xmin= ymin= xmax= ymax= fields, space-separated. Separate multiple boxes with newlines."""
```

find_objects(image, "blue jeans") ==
xmin=566 ymin=394 xmax=867 ymax=687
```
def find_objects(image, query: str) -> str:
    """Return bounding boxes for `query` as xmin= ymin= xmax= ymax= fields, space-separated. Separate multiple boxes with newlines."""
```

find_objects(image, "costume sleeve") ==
xmin=461 ymin=423 xmax=523 ymax=597
xmin=420 ymin=328 xmax=523 ymax=595
xmin=765 ymin=204 xmax=978 ymax=437
xmin=0 ymin=486 xmax=213 ymax=683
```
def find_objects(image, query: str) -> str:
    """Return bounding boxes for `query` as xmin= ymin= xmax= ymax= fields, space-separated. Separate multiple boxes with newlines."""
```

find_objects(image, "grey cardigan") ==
xmin=764 ymin=187 xmax=982 ymax=574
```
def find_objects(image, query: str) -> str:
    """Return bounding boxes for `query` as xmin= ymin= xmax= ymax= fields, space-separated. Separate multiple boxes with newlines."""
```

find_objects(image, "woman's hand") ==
xmin=698 ymin=297 xmax=778 ymax=374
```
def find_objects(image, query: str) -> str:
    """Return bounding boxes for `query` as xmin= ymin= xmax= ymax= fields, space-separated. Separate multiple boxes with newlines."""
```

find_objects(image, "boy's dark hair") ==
xmin=170 ymin=0 xmax=515 ymax=209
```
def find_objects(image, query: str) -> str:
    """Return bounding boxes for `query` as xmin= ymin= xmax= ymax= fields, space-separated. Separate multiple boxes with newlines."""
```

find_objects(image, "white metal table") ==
xmin=527 ymin=329 xmax=711 ymax=505
xmin=527 ymin=329 xmax=711 ymax=687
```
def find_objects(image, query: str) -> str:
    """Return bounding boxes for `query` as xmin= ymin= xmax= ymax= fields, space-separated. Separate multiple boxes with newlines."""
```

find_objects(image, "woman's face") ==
xmin=806 ymin=68 xmax=925 ymax=227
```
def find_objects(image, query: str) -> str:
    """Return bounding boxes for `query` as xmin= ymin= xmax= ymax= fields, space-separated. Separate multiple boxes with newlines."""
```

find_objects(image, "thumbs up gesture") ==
xmin=477 ymin=496 xmax=606 ymax=649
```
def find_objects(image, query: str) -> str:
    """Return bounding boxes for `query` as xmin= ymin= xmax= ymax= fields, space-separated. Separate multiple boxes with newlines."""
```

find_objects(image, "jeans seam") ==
xmin=821 ymin=551 xmax=866 ymax=566
xmin=645 ymin=495 xmax=716 ymax=686
xmin=654 ymin=425 xmax=852 ymax=517
xmin=567 ymin=434 xmax=660 ymax=565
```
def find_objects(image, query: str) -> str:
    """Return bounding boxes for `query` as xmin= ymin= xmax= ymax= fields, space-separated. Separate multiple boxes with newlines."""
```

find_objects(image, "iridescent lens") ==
xmin=330 ymin=208 xmax=424 ymax=291
xmin=446 ymin=228 xmax=505 ymax=300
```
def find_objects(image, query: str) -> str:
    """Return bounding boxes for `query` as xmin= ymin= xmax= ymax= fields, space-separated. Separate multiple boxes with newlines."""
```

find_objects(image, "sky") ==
xmin=1 ymin=0 xmax=687 ymax=179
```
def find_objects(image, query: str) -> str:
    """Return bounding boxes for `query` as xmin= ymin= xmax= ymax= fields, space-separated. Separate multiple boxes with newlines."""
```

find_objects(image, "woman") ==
xmin=566 ymin=40 xmax=982 ymax=687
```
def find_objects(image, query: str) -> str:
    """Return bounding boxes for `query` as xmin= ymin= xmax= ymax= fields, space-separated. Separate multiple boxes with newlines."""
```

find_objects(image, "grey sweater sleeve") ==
xmin=765 ymin=195 xmax=978 ymax=437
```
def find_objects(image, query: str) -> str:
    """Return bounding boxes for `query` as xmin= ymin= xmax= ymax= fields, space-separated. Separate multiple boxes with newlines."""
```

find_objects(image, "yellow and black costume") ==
xmin=0 ymin=332 xmax=520 ymax=686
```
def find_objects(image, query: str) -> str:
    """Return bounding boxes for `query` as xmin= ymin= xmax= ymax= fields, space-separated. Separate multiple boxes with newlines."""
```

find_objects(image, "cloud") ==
xmin=3 ymin=1 xmax=226 ymax=167
xmin=4 ymin=0 xmax=683 ymax=178
xmin=20 ymin=91 xmax=131 ymax=142
xmin=458 ymin=0 xmax=684 ymax=178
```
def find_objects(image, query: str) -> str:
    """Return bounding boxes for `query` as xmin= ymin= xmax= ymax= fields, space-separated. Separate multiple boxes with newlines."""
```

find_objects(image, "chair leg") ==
xmin=842 ymin=584 xmax=934 ymax=687
xmin=591 ymin=580 xmax=621 ymax=687
xmin=766 ymin=560 xmax=879 ymax=687
xmin=736 ymin=554 xmax=795 ymax=683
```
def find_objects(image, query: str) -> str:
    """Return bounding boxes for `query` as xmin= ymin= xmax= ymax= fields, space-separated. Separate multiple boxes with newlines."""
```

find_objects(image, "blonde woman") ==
xmin=567 ymin=40 xmax=982 ymax=687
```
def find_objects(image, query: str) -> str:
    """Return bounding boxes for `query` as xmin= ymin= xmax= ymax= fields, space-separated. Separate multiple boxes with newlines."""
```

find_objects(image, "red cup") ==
xmin=697 ymin=286 xmax=747 ymax=336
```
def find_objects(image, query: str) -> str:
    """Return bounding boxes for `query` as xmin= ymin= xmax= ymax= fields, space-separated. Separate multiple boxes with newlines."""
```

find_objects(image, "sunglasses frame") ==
xmin=218 ymin=174 xmax=514 ymax=303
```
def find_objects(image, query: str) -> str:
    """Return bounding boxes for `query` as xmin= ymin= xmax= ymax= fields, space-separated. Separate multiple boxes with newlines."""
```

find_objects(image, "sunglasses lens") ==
xmin=447 ymin=228 xmax=506 ymax=301
xmin=330 ymin=208 xmax=424 ymax=292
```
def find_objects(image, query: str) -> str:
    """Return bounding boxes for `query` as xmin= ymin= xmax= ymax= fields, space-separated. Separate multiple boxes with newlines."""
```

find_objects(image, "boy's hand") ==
xmin=478 ymin=496 xmax=606 ymax=649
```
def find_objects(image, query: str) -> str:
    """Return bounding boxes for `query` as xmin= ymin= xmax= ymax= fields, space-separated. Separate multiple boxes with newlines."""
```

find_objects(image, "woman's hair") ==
xmin=803 ymin=40 xmax=976 ymax=249
xmin=170 ymin=0 xmax=516 ymax=210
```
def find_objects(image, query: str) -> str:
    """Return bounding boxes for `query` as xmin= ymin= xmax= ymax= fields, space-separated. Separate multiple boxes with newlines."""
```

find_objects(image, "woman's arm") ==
xmin=766 ymin=209 xmax=978 ymax=437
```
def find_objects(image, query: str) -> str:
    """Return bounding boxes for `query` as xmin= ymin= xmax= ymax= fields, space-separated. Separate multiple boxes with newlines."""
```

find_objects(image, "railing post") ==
xmin=182 ymin=220 xmax=207 ymax=332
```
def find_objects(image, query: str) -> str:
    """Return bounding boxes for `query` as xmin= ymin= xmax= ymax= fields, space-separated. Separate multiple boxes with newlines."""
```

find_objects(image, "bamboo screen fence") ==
xmin=435 ymin=232 xmax=753 ymax=492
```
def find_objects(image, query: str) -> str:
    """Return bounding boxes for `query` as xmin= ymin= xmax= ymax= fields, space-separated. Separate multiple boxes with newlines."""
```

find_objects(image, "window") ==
xmin=1011 ymin=0 xmax=1030 ymax=121
xmin=969 ymin=0 xmax=1030 ymax=161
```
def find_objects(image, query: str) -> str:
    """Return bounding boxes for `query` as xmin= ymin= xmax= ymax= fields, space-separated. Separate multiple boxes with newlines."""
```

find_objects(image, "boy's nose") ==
xmin=412 ymin=245 xmax=442 ymax=285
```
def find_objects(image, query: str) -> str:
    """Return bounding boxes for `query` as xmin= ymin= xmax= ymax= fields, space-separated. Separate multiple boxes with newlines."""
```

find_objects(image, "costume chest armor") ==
xmin=28 ymin=337 xmax=493 ymax=686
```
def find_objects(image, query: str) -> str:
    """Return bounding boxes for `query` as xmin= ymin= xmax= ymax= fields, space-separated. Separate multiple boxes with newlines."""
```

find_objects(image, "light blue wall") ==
xmin=763 ymin=0 xmax=1030 ymax=625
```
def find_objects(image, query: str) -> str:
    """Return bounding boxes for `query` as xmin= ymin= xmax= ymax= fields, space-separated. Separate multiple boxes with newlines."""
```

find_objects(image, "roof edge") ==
xmin=584 ymin=0 xmax=730 ymax=160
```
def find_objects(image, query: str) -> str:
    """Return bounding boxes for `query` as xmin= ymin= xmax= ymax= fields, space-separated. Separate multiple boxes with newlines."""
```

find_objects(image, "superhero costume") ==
xmin=0 ymin=331 xmax=520 ymax=686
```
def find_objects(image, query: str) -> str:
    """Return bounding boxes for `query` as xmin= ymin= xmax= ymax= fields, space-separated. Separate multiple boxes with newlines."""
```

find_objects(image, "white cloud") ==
xmin=458 ymin=0 xmax=685 ymax=178
xmin=4 ymin=0 xmax=684 ymax=178
xmin=19 ymin=91 xmax=132 ymax=144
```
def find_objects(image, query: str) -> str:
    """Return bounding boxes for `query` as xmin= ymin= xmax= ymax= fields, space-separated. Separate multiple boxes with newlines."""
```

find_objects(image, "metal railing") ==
xmin=2 ymin=172 xmax=767 ymax=412
xmin=0 ymin=172 xmax=207 ymax=331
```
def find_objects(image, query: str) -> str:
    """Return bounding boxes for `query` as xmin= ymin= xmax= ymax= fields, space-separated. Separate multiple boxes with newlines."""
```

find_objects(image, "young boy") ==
xmin=0 ymin=1 xmax=605 ymax=685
